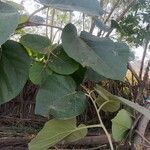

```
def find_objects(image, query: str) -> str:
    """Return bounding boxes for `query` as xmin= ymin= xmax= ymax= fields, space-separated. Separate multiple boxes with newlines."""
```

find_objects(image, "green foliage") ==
xmin=5 ymin=1 xmax=25 ymax=11
xmin=85 ymin=69 xmax=106 ymax=82
xmin=29 ymin=62 xmax=52 ymax=85
xmin=29 ymin=118 xmax=87 ymax=150
xmin=96 ymin=86 xmax=150 ymax=120
xmin=0 ymin=1 xmax=19 ymax=46
xmin=62 ymin=23 xmax=132 ymax=81
xmin=36 ymin=74 xmax=86 ymax=119
xmin=0 ymin=40 xmax=30 ymax=103
xmin=112 ymin=109 xmax=132 ymax=141
xmin=1 ymin=2 xmax=150 ymax=149
xmin=112 ymin=0 xmax=150 ymax=47
xmin=64 ymin=124 xmax=87 ymax=143
xmin=20 ymin=34 xmax=51 ymax=53
xmin=36 ymin=0 xmax=103 ymax=16
xmin=48 ymin=46 xmax=79 ymax=75
xmin=95 ymin=85 xmax=120 ymax=112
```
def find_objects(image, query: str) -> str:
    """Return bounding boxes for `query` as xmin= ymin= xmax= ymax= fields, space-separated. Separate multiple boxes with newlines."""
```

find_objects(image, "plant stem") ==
xmin=28 ymin=6 xmax=47 ymax=22
xmin=88 ymin=94 xmax=114 ymax=150
xmin=46 ymin=7 xmax=50 ymax=37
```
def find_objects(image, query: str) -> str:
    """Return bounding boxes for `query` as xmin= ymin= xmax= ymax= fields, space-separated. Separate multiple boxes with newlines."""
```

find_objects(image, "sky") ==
xmin=7 ymin=0 xmax=150 ymax=63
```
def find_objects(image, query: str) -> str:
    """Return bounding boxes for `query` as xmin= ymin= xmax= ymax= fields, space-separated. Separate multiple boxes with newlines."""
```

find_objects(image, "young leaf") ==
xmin=95 ymin=85 xmax=150 ymax=120
xmin=0 ymin=1 xmax=19 ymax=46
xmin=62 ymin=23 xmax=132 ymax=81
xmin=95 ymin=85 xmax=120 ymax=112
xmin=0 ymin=40 xmax=30 ymax=104
xmin=20 ymin=34 xmax=51 ymax=53
xmin=36 ymin=74 xmax=86 ymax=119
xmin=29 ymin=62 xmax=52 ymax=85
xmin=96 ymin=96 xmax=120 ymax=113
xmin=36 ymin=0 xmax=104 ymax=16
xmin=48 ymin=46 xmax=79 ymax=75
xmin=112 ymin=109 xmax=132 ymax=141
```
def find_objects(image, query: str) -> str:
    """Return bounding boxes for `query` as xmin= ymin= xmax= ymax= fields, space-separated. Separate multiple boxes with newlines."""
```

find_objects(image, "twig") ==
xmin=17 ymin=21 xmax=63 ymax=31
xmin=135 ymin=130 xmax=150 ymax=145
xmin=127 ymin=62 xmax=141 ymax=83
xmin=105 ymin=0 xmax=136 ymax=37
xmin=46 ymin=7 xmax=50 ymax=37
xmin=50 ymin=9 xmax=55 ymax=41
xmin=82 ymin=86 xmax=114 ymax=150
xmin=133 ymin=103 xmax=150 ymax=148
xmin=139 ymin=40 xmax=149 ymax=79
xmin=28 ymin=6 xmax=48 ymax=22
xmin=97 ymin=0 xmax=121 ymax=36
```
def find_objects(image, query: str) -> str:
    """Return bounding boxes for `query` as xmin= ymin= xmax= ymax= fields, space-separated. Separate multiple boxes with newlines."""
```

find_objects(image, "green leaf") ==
xmin=64 ymin=124 xmax=87 ymax=143
xmin=95 ymin=86 xmax=120 ymax=112
xmin=29 ymin=119 xmax=76 ymax=150
xmin=36 ymin=74 xmax=86 ymax=119
xmin=48 ymin=46 xmax=79 ymax=75
xmin=95 ymin=85 xmax=150 ymax=120
xmin=62 ymin=24 xmax=132 ymax=80
xmin=6 ymin=1 xmax=25 ymax=11
xmin=85 ymin=69 xmax=106 ymax=82
xmin=111 ymin=20 xmax=120 ymax=29
xmin=71 ymin=65 xmax=87 ymax=86
xmin=112 ymin=109 xmax=132 ymax=141
xmin=36 ymin=0 xmax=103 ymax=16
xmin=29 ymin=62 xmax=52 ymax=85
xmin=19 ymin=14 xmax=28 ymax=24
xmin=96 ymin=96 xmax=120 ymax=113
xmin=0 ymin=1 xmax=19 ymax=46
xmin=0 ymin=40 xmax=30 ymax=104
xmin=115 ymin=96 xmax=150 ymax=120
xmin=81 ymin=31 xmax=132 ymax=80
xmin=20 ymin=34 xmax=51 ymax=53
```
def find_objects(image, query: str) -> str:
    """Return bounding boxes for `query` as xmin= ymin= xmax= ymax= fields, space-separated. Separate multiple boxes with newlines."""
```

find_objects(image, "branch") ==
xmin=133 ymin=103 xmax=150 ymax=148
xmin=17 ymin=21 xmax=63 ymax=31
xmin=105 ymin=0 xmax=137 ymax=37
xmin=127 ymin=62 xmax=141 ymax=83
xmin=97 ymin=0 xmax=121 ymax=36
xmin=139 ymin=40 xmax=149 ymax=79
xmin=28 ymin=6 xmax=48 ymax=22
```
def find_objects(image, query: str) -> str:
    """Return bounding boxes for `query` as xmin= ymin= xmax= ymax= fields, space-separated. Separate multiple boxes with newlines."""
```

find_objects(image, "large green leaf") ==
xmin=20 ymin=34 xmax=51 ymax=53
xmin=112 ymin=109 xmax=132 ymax=141
xmin=36 ymin=0 xmax=103 ymax=16
xmin=0 ymin=40 xmax=30 ymax=104
xmin=48 ymin=46 xmax=79 ymax=75
xmin=29 ymin=119 xmax=76 ymax=150
xmin=62 ymin=24 xmax=132 ymax=80
xmin=36 ymin=74 xmax=86 ymax=119
xmin=95 ymin=85 xmax=120 ymax=112
xmin=29 ymin=62 xmax=52 ymax=85
xmin=0 ymin=2 xmax=19 ymax=46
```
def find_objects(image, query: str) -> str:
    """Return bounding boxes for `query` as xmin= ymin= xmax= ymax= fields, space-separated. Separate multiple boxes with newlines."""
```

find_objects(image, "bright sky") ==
xmin=9 ymin=0 xmax=150 ymax=63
